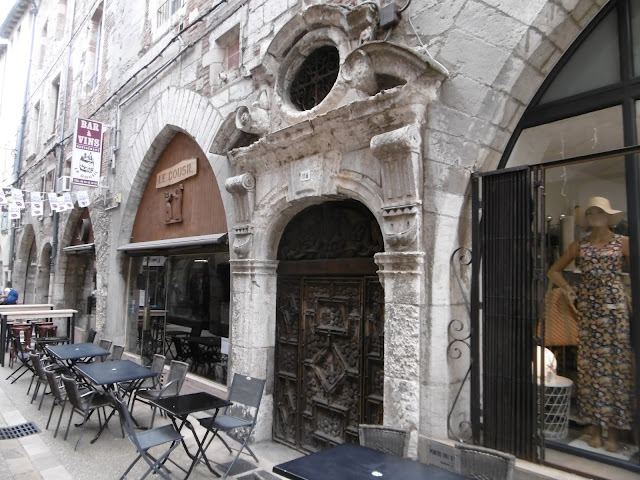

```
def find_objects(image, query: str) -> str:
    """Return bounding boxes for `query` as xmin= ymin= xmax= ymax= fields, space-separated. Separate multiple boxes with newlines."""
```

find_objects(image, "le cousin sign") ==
xmin=71 ymin=118 xmax=103 ymax=187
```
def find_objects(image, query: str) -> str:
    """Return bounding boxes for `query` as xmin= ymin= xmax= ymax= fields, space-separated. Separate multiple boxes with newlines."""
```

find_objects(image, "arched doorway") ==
xmin=24 ymin=238 xmax=37 ymax=303
xmin=274 ymin=200 xmax=385 ymax=452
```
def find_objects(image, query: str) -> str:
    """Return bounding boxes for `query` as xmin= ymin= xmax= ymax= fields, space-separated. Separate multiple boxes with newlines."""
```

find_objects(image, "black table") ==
xmin=46 ymin=342 xmax=109 ymax=366
xmin=151 ymin=392 xmax=232 ymax=479
xmin=75 ymin=360 xmax=159 ymax=443
xmin=273 ymin=443 xmax=470 ymax=480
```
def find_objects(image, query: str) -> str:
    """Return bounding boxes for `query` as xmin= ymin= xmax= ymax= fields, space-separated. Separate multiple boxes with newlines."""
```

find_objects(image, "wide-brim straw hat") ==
xmin=575 ymin=196 xmax=624 ymax=226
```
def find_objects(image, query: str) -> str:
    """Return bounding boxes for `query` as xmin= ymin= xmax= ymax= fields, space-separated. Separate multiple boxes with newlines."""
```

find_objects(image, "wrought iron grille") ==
xmin=290 ymin=46 xmax=340 ymax=111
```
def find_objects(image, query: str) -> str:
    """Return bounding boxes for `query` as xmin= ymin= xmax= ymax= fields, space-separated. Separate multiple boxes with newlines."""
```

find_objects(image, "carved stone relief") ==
xmin=163 ymin=184 xmax=184 ymax=224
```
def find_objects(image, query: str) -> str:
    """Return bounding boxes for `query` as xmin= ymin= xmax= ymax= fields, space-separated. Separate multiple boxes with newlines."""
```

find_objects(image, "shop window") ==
xmin=126 ymin=253 xmax=230 ymax=385
xmin=507 ymin=106 xmax=623 ymax=167
xmin=544 ymin=156 xmax=634 ymax=461
xmin=491 ymin=0 xmax=640 ymax=473
xmin=539 ymin=8 xmax=620 ymax=105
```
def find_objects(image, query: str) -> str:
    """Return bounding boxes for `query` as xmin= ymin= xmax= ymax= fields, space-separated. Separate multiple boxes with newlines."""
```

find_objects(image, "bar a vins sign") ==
xmin=71 ymin=118 xmax=103 ymax=187
xmin=156 ymin=158 xmax=197 ymax=188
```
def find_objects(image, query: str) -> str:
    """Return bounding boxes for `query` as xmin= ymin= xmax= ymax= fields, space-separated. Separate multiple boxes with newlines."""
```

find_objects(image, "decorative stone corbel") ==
xmin=370 ymin=125 xmax=422 ymax=251
xmin=225 ymin=173 xmax=256 ymax=258
xmin=235 ymin=90 xmax=271 ymax=136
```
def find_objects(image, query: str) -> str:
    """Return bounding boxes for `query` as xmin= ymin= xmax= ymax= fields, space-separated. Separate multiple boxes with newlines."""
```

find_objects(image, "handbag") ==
xmin=543 ymin=287 xmax=578 ymax=346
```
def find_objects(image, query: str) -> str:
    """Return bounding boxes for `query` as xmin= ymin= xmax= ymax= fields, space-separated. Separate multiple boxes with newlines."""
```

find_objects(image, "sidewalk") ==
xmin=0 ymin=358 xmax=301 ymax=479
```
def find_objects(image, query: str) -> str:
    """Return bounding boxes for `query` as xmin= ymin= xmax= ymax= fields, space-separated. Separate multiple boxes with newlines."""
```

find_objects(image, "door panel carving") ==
xmin=275 ymin=276 xmax=384 ymax=452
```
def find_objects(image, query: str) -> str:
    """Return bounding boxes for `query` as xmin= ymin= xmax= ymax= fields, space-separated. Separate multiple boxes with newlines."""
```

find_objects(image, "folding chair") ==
xmin=61 ymin=375 xmax=115 ymax=450
xmin=358 ymin=424 xmax=410 ymax=457
xmin=198 ymin=374 xmax=266 ymax=479
xmin=110 ymin=344 xmax=125 ymax=361
xmin=118 ymin=354 xmax=166 ymax=406
xmin=130 ymin=360 xmax=189 ymax=428
xmin=116 ymin=398 xmax=183 ymax=480
xmin=96 ymin=339 xmax=112 ymax=362
xmin=29 ymin=353 xmax=70 ymax=410
xmin=6 ymin=337 xmax=35 ymax=384
xmin=87 ymin=328 xmax=97 ymax=343
xmin=455 ymin=443 xmax=515 ymax=480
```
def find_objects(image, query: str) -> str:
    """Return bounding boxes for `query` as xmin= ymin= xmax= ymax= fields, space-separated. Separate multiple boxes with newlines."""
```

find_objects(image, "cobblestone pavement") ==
xmin=0 ymin=358 xmax=300 ymax=479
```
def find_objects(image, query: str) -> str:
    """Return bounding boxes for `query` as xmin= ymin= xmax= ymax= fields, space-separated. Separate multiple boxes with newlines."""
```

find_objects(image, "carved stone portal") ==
xmin=164 ymin=184 xmax=184 ymax=224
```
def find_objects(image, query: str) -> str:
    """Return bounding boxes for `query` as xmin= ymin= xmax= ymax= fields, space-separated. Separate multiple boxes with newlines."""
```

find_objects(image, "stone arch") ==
xmin=54 ymin=205 xmax=91 ymax=307
xmin=251 ymin=173 xmax=385 ymax=261
xmin=117 ymin=87 xmax=231 ymax=250
xmin=470 ymin=0 xmax=601 ymax=173
xmin=13 ymin=223 xmax=35 ymax=297
xmin=36 ymin=242 xmax=52 ymax=304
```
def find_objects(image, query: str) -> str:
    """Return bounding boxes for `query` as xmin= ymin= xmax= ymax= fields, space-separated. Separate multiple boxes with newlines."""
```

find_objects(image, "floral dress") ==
xmin=575 ymin=234 xmax=633 ymax=430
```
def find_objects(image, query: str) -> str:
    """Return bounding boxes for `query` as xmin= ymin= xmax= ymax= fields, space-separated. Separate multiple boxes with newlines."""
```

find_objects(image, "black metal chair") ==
xmin=358 ymin=424 xmax=411 ymax=457
xmin=95 ymin=339 xmax=112 ymax=362
xmin=197 ymin=373 xmax=266 ymax=479
xmin=45 ymin=370 xmax=68 ymax=438
xmin=116 ymin=398 xmax=183 ymax=480
xmin=29 ymin=353 xmax=68 ymax=410
xmin=130 ymin=360 xmax=189 ymax=428
xmin=110 ymin=344 xmax=125 ymax=361
xmin=118 ymin=353 xmax=166 ymax=406
xmin=6 ymin=337 xmax=35 ymax=384
xmin=455 ymin=443 xmax=516 ymax=480
xmin=61 ymin=374 xmax=115 ymax=450
xmin=87 ymin=328 xmax=97 ymax=343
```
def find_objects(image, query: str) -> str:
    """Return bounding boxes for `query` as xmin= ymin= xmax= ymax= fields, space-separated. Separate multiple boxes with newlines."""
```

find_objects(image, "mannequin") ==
xmin=547 ymin=196 xmax=633 ymax=452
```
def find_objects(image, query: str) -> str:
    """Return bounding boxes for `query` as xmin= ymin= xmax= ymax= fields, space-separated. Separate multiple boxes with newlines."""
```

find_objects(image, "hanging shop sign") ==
xmin=155 ymin=158 xmax=197 ymax=188
xmin=71 ymin=118 xmax=103 ymax=187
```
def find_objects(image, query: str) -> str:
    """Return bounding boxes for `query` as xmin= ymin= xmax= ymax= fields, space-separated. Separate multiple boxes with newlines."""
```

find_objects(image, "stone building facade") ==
xmin=2 ymin=0 xmax=637 ymax=477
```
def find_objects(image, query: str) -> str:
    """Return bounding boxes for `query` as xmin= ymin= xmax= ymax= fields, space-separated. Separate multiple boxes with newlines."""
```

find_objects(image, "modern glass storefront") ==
xmin=125 ymin=251 xmax=230 ymax=384
xmin=485 ymin=0 xmax=640 ymax=473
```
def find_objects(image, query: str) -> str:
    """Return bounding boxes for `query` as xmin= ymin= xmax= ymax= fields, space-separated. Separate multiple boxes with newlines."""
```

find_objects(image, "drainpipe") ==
xmin=8 ymin=0 xmax=39 ymax=276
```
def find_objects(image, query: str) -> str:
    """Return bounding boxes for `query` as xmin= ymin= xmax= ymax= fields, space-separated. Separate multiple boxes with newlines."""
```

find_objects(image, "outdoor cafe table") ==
xmin=273 ymin=443 xmax=470 ymax=480
xmin=45 ymin=342 xmax=109 ymax=367
xmin=151 ymin=391 xmax=232 ymax=479
xmin=74 ymin=359 xmax=159 ymax=444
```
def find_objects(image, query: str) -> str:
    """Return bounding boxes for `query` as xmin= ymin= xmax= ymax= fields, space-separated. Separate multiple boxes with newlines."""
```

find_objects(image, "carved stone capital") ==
xmin=226 ymin=173 xmax=256 ymax=258
xmin=231 ymin=225 xmax=254 ymax=259
xmin=371 ymin=124 xmax=421 ymax=207
xmin=225 ymin=173 xmax=255 ymax=224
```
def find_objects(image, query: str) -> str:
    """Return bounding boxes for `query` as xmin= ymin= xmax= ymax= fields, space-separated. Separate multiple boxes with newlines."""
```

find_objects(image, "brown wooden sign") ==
xmin=156 ymin=158 xmax=197 ymax=188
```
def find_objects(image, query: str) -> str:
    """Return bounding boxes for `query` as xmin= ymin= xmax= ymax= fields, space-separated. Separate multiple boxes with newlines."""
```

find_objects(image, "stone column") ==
xmin=375 ymin=251 xmax=424 ymax=456
xmin=229 ymin=258 xmax=278 ymax=442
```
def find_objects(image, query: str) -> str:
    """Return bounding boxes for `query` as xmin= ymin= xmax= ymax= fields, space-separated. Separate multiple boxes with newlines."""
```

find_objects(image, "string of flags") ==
xmin=0 ymin=188 xmax=91 ymax=220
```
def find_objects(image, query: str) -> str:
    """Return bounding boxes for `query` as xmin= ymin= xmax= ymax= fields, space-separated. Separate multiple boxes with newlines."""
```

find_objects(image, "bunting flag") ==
xmin=76 ymin=191 xmax=90 ymax=207
xmin=11 ymin=189 xmax=24 ymax=209
xmin=8 ymin=204 xmax=20 ymax=219
xmin=0 ymin=187 xmax=95 ymax=221
xmin=30 ymin=192 xmax=43 ymax=217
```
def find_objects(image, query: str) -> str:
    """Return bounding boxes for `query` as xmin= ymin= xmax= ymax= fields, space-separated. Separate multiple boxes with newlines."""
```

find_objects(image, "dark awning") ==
xmin=117 ymin=233 xmax=228 ymax=256
xmin=63 ymin=243 xmax=95 ymax=255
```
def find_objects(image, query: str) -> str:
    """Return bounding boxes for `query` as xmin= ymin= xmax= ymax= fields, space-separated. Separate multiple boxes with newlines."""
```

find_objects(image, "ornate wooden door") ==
xmin=274 ymin=276 xmax=384 ymax=452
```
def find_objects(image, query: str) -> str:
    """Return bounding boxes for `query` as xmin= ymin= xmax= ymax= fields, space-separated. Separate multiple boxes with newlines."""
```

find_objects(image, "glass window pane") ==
xmin=544 ymin=156 xmax=635 ymax=456
xmin=507 ymin=106 xmax=623 ymax=167
xmin=540 ymin=9 xmax=620 ymax=104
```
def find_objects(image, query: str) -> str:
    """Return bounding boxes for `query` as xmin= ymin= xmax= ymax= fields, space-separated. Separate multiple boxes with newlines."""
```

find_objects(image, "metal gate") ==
xmin=274 ymin=276 xmax=384 ymax=452
xmin=470 ymin=166 xmax=546 ymax=461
